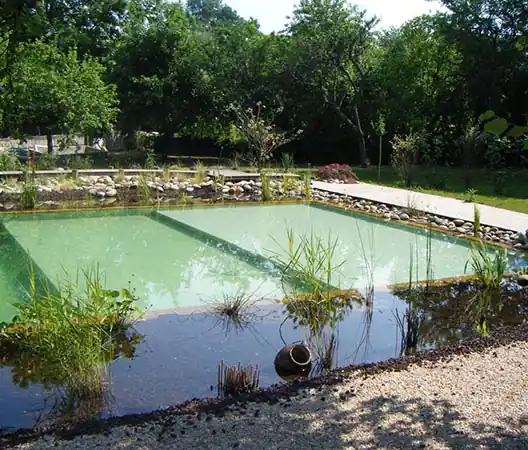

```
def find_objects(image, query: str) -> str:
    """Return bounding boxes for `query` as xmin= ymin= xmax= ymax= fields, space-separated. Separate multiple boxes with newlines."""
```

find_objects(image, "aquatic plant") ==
xmin=20 ymin=180 xmax=37 ymax=210
xmin=0 ymin=266 xmax=144 ymax=418
xmin=463 ymin=241 xmax=508 ymax=336
xmin=281 ymin=152 xmax=295 ymax=171
xmin=270 ymin=228 xmax=355 ymax=337
xmin=391 ymin=227 xmax=434 ymax=355
xmin=465 ymin=241 xmax=507 ymax=291
xmin=473 ymin=204 xmax=481 ymax=235
xmin=209 ymin=291 xmax=258 ymax=335
xmin=260 ymin=173 xmax=273 ymax=201
xmin=194 ymin=161 xmax=207 ymax=184
xmin=137 ymin=174 xmax=151 ymax=205
xmin=394 ymin=307 xmax=422 ymax=356
xmin=309 ymin=331 xmax=337 ymax=376
xmin=303 ymin=172 xmax=311 ymax=198
xmin=282 ymin=175 xmax=295 ymax=192
xmin=217 ymin=361 xmax=260 ymax=396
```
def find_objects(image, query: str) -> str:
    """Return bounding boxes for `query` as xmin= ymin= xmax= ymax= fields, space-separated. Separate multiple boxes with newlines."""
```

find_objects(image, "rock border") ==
xmin=1 ymin=174 xmax=527 ymax=251
xmin=311 ymin=188 xmax=528 ymax=250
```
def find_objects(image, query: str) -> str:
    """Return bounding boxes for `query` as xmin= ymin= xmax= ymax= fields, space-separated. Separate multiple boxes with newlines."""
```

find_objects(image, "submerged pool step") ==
xmin=0 ymin=222 xmax=58 ymax=303
xmin=152 ymin=210 xmax=278 ymax=276
xmin=151 ymin=210 xmax=339 ymax=292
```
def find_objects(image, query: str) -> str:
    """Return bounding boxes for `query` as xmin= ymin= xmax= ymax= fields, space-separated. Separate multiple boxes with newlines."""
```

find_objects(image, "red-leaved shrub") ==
xmin=318 ymin=164 xmax=359 ymax=183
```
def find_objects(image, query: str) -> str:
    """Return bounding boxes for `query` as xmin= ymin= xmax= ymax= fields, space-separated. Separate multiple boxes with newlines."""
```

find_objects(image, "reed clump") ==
xmin=217 ymin=361 xmax=260 ymax=396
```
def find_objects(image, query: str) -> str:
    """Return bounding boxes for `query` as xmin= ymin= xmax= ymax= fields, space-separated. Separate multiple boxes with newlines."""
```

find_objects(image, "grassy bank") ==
xmin=351 ymin=166 xmax=528 ymax=214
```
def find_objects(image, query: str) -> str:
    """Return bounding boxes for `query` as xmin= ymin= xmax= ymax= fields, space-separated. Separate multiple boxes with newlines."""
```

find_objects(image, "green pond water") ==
xmin=159 ymin=203 xmax=480 ymax=288
xmin=0 ymin=210 xmax=282 ymax=323
xmin=0 ymin=204 xmax=510 ymax=324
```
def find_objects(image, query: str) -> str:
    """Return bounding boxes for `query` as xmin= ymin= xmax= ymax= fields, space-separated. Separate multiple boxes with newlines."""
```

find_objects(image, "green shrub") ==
xmin=391 ymin=133 xmax=423 ymax=187
xmin=35 ymin=153 xmax=58 ymax=170
xmin=0 ymin=151 xmax=23 ymax=171
xmin=20 ymin=181 xmax=37 ymax=210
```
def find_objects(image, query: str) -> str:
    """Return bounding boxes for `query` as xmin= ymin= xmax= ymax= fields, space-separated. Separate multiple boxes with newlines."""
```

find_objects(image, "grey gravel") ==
xmin=9 ymin=342 xmax=528 ymax=450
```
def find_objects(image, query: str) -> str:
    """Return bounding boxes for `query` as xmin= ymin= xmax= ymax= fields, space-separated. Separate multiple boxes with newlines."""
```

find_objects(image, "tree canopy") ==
xmin=0 ymin=0 xmax=526 ymax=163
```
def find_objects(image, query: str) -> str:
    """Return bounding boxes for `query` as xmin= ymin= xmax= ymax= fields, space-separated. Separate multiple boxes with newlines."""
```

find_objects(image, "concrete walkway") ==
xmin=313 ymin=181 xmax=528 ymax=233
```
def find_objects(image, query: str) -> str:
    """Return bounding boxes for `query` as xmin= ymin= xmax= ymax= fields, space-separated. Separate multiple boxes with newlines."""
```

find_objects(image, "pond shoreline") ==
xmin=2 ymin=322 xmax=528 ymax=448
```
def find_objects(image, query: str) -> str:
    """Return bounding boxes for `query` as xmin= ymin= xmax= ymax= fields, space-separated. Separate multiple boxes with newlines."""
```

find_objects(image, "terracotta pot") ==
xmin=274 ymin=344 xmax=312 ymax=380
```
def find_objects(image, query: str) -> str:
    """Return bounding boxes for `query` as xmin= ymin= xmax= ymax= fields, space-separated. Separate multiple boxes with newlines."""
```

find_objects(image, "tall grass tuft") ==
xmin=465 ymin=241 xmax=507 ymax=291
xmin=464 ymin=241 xmax=508 ymax=336
xmin=194 ymin=161 xmax=207 ymax=184
xmin=282 ymin=175 xmax=295 ymax=193
xmin=137 ymin=174 xmax=151 ymax=205
xmin=209 ymin=291 xmax=257 ymax=335
xmin=303 ymin=172 xmax=311 ymax=198
xmin=260 ymin=173 xmax=273 ymax=201
xmin=20 ymin=180 xmax=37 ymax=210
xmin=473 ymin=204 xmax=481 ymax=235
xmin=217 ymin=361 xmax=260 ymax=396
xmin=270 ymin=228 xmax=355 ymax=337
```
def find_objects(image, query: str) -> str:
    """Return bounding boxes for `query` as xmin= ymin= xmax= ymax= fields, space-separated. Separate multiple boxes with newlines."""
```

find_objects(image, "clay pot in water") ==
xmin=274 ymin=344 xmax=312 ymax=381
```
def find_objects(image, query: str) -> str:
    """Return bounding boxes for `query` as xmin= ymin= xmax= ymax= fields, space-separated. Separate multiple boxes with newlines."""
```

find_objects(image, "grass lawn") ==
xmin=351 ymin=166 xmax=528 ymax=214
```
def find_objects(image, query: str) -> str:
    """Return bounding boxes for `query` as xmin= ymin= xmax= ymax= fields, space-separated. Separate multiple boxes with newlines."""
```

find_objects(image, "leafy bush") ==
xmin=318 ymin=164 xmax=359 ymax=183
xmin=0 ymin=151 xmax=23 ymax=171
xmin=65 ymin=155 xmax=94 ymax=170
xmin=35 ymin=153 xmax=58 ymax=170
xmin=391 ymin=133 xmax=422 ymax=187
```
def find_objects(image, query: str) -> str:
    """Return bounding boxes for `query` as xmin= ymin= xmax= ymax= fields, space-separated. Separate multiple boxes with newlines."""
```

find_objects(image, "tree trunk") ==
xmin=378 ymin=134 xmax=382 ymax=180
xmin=46 ymin=133 xmax=54 ymax=154
xmin=353 ymin=105 xmax=368 ymax=167
xmin=331 ymin=103 xmax=369 ymax=167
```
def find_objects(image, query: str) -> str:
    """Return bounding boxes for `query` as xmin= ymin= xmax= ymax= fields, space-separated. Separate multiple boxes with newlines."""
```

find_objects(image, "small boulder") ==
xmin=400 ymin=213 xmax=410 ymax=221
xmin=106 ymin=188 xmax=118 ymax=197
xmin=453 ymin=219 xmax=465 ymax=227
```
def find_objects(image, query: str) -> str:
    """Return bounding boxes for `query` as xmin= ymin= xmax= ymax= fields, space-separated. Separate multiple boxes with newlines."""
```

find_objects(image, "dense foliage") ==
xmin=0 ymin=0 xmax=526 ymax=166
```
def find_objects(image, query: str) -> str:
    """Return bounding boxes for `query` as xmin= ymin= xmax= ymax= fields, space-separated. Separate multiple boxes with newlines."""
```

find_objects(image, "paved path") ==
xmin=313 ymin=181 xmax=528 ymax=232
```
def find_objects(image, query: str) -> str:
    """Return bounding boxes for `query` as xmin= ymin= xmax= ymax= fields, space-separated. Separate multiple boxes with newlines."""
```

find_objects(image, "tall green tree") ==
xmin=288 ymin=0 xmax=378 ymax=166
xmin=2 ymin=41 xmax=118 ymax=152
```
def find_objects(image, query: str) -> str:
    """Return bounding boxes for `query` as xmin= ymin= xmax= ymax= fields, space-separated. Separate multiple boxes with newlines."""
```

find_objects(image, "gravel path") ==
xmin=8 ymin=342 xmax=528 ymax=449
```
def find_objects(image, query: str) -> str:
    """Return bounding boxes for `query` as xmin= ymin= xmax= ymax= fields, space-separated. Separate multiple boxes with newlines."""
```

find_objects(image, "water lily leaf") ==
xmin=507 ymin=125 xmax=528 ymax=138
xmin=517 ymin=36 xmax=528 ymax=51
xmin=484 ymin=117 xmax=509 ymax=136
xmin=479 ymin=110 xmax=496 ymax=122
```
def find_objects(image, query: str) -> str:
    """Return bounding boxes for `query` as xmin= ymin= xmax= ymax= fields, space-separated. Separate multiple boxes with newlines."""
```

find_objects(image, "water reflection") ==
xmin=0 ymin=325 xmax=143 ymax=428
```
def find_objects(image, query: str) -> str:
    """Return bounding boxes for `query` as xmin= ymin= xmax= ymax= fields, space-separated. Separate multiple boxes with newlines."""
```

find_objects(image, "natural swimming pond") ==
xmin=0 ymin=203 xmax=527 ymax=433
